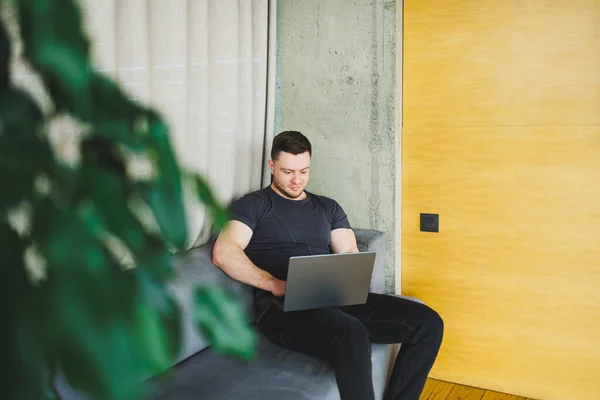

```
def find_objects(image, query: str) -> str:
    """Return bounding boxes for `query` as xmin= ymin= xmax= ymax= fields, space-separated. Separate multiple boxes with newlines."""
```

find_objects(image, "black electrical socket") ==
xmin=420 ymin=213 xmax=439 ymax=233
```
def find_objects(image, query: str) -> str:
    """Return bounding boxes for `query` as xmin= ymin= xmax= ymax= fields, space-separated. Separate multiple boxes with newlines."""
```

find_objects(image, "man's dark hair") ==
xmin=270 ymin=131 xmax=312 ymax=160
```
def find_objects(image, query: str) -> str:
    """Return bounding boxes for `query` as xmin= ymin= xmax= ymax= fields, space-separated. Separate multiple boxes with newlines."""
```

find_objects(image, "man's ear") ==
xmin=267 ymin=159 xmax=274 ymax=174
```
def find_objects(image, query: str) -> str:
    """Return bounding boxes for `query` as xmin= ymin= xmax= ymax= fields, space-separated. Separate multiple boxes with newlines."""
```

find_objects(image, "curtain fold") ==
xmin=262 ymin=0 xmax=277 ymax=187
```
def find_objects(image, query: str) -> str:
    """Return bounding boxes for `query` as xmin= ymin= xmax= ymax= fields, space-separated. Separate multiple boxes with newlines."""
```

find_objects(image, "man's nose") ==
xmin=292 ymin=173 xmax=301 ymax=183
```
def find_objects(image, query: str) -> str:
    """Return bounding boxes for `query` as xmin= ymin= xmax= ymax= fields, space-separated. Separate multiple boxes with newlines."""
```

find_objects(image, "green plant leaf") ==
xmin=87 ymin=73 xmax=146 ymax=150
xmin=16 ymin=0 xmax=90 ymax=60
xmin=0 ymin=89 xmax=49 ymax=213
xmin=46 ymin=284 xmax=144 ymax=400
xmin=10 ymin=297 xmax=60 ymax=400
xmin=0 ymin=88 xmax=44 ymax=128
xmin=194 ymin=286 xmax=257 ymax=359
xmin=143 ymin=183 xmax=188 ymax=250
xmin=33 ymin=202 xmax=104 ymax=274
xmin=135 ymin=269 xmax=183 ymax=372
xmin=187 ymin=172 xmax=230 ymax=231
xmin=92 ymin=120 xmax=144 ymax=151
xmin=0 ymin=133 xmax=52 ymax=209
xmin=80 ymin=137 xmax=126 ymax=176
xmin=135 ymin=232 xmax=176 ymax=282
xmin=90 ymin=72 xmax=141 ymax=121
xmin=32 ymin=201 xmax=147 ymax=400
xmin=16 ymin=0 xmax=93 ymax=117
xmin=44 ymin=164 xmax=82 ymax=211
xmin=135 ymin=300 xmax=172 ymax=374
xmin=47 ymin=0 xmax=90 ymax=56
xmin=0 ymin=21 xmax=10 ymax=91
xmin=129 ymin=111 xmax=188 ymax=249
xmin=0 ymin=223 xmax=60 ymax=400
xmin=34 ymin=42 xmax=92 ymax=117
xmin=160 ymin=296 xmax=183 ymax=361
xmin=80 ymin=162 xmax=145 ymax=249
xmin=36 ymin=43 xmax=88 ymax=87
xmin=145 ymin=112 xmax=181 ymax=187
xmin=0 ymin=154 xmax=36 ymax=213
xmin=78 ymin=141 xmax=177 ymax=281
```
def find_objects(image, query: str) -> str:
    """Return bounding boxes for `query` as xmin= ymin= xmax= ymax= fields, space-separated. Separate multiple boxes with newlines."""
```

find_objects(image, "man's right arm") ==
xmin=212 ymin=220 xmax=286 ymax=297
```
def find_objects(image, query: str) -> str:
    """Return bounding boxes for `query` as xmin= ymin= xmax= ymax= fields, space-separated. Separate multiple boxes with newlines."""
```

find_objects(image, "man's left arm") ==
xmin=330 ymin=228 xmax=359 ymax=254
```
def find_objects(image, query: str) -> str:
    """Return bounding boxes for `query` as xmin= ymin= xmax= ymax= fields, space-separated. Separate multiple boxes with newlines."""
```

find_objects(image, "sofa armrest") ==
xmin=353 ymin=228 xmax=386 ymax=294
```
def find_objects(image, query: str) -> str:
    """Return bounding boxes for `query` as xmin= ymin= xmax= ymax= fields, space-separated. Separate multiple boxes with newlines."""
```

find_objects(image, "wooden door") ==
xmin=402 ymin=1 xmax=600 ymax=399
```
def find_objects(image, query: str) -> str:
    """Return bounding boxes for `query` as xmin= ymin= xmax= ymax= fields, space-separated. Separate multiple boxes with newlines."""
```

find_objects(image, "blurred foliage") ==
xmin=0 ymin=1 xmax=256 ymax=399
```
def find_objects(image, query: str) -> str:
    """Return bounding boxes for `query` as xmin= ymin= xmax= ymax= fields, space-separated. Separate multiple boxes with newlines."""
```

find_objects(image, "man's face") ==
xmin=268 ymin=151 xmax=311 ymax=199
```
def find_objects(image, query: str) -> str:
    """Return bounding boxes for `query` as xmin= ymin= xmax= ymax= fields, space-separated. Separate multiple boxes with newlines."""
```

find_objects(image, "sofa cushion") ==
xmin=146 ymin=334 xmax=394 ymax=400
xmin=354 ymin=229 xmax=386 ymax=294
xmin=167 ymin=243 xmax=255 ymax=364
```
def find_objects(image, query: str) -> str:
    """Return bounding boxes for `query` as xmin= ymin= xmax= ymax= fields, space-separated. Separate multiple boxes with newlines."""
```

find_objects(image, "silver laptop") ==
xmin=277 ymin=251 xmax=376 ymax=312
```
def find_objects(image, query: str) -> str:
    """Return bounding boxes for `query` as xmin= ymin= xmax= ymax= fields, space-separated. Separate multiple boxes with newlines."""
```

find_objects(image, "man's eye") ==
xmin=284 ymin=171 xmax=291 ymax=175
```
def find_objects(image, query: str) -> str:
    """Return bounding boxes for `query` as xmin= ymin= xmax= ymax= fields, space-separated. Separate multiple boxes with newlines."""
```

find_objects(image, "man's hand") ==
xmin=268 ymin=277 xmax=287 ymax=297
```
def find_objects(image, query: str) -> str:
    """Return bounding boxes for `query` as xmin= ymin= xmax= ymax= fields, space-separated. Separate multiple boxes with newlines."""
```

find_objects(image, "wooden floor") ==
xmin=420 ymin=379 xmax=537 ymax=400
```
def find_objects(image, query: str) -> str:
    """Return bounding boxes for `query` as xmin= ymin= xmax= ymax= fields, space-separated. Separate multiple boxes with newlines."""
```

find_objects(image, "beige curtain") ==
xmin=7 ymin=0 xmax=276 ymax=250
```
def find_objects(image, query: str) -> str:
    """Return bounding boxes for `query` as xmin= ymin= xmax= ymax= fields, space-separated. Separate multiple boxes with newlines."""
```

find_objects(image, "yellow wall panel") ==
xmin=404 ymin=0 xmax=600 ymax=127
xmin=402 ymin=126 xmax=600 ymax=399
xmin=402 ymin=1 xmax=600 ymax=399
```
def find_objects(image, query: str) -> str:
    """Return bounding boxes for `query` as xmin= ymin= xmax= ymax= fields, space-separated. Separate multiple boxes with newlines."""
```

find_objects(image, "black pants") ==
xmin=256 ymin=293 xmax=444 ymax=400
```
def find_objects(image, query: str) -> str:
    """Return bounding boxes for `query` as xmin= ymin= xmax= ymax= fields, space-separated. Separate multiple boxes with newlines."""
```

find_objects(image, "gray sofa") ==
xmin=56 ymin=229 xmax=407 ymax=400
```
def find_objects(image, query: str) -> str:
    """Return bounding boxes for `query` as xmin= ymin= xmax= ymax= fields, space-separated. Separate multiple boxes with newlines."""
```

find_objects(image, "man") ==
xmin=212 ymin=131 xmax=443 ymax=400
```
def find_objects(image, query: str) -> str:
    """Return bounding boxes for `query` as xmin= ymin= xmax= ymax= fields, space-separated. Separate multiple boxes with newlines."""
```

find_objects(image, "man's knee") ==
xmin=331 ymin=317 xmax=370 ymax=353
xmin=422 ymin=306 xmax=444 ymax=345
xmin=348 ymin=318 xmax=370 ymax=341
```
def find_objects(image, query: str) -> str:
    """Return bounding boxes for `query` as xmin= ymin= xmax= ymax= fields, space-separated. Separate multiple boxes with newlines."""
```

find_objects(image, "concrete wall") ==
xmin=275 ymin=0 xmax=398 ymax=293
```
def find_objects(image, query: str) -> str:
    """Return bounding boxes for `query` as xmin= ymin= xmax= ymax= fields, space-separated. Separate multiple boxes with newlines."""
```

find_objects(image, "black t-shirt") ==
xmin=229 ymin=186 xmax=351 ymax=300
